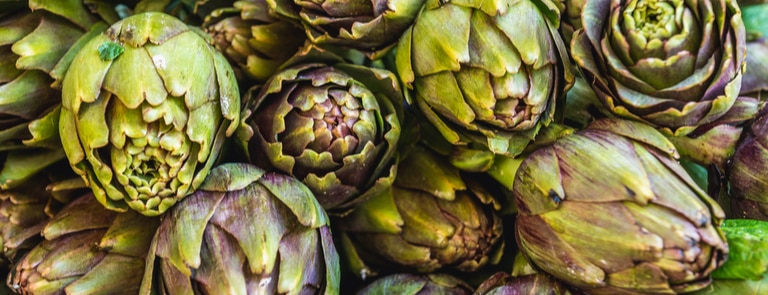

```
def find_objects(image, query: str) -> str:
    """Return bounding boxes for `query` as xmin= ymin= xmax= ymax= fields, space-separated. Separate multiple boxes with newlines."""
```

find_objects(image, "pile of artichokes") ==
xmin=1 ymin=0 xmax=768 ymax=294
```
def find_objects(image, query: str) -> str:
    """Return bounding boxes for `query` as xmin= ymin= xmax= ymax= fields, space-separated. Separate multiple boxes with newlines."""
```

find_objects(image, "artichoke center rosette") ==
xmin=59 ymin=12 xmax=240 ymax=216
xmin=394 ymin=0 xmax=573 ymax=161
xmin=240 ymin=45 xmax=402 ymax=211
xmin=570 ymin=0 xmax=755 ymax=167
xmin=513 ymin=119 xmax=728 ymax=294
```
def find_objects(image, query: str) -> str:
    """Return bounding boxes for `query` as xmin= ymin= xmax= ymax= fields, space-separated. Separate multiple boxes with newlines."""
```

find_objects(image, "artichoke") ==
xmin=142 ymin=163 xmax=339 ymax=294
xmin=337 ymin=145 xmax=504 ymax=276
xmin=0 ymin=0 xmax=118 ymax=189
xmin=59 ymin=12 xmax=240 ymax=216
xmin=0 ymin=169 xmax=86 ymax=270
xmin=241 ymin=45 xmax=401 ymax=210
xmin=356 ymin=273 xmax=473 ymax=295
xmin=474 ymin=272 xmax=575 ymax=295
xmin=394 ymin=0 xmax=573 ymax=158
xmin=570 ymin=0 xmax=750 ymax=136
xmin=728 ymin=109 xmax=768 ymax=220
xmin=7 ymin=193 xmax=160 ymax=295
xmin=268 ymin=0 xmax=425 ymax=57
xmin=203 ymin=0 xmax=306 ymax=83
xmin=514 ymin=119 xmax=728 ymax=294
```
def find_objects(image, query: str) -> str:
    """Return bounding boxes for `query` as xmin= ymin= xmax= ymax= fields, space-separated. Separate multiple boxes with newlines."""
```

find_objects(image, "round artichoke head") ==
xmin=337 ymin=145 xmax=504 ymax=275
xmin=394 ymin=0 xmax=573 ymax=157
xmin=204 ymin=0 xmax=307 ymax=83
xmin=8 ymin=193 xmax=160 ymax=295
xmin=59 ymin=12 xmax=241 ymax=216
xmin=145 ymin=163 xmax=339 ymax=294
xmin=243 ymin=47 xmax=402 ymax=210
xmin=570 ymin=0 xmax=747 ymax=136
xmin=514 ymin=119 xmax=728 ymax=294
xmin=728 ymin=109 xmax=768 ymax=220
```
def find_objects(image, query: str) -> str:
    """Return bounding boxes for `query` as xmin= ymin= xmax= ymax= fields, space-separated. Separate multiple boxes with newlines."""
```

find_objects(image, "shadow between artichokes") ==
xmin=59 ymin=12 xmax=240 ymax=216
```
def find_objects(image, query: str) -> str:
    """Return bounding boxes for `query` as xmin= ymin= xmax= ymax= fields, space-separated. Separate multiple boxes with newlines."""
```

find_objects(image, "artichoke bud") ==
xmin=8 ymin=193 xmax=160 ymax=295
xmin=203 ymin=0 xmax=307 ymax=83
xmin=514 ymin=118 xmax=728 ymax=294
xmin=356 ymin=273 xmax=473 ymax=295
xmin=268 ymin=0 xmax=426 ymax=58
xmin=571 ymin=0 xmax=748 ymax=138
xmin=244 ymin=45 xmax=402 ymax=211
xmin=395 ymin=0 xmax=573 ymax=157
xmin=143 ymin=163 xmax=340 ymax=295
xmin=337 ymin=145 xmax=504 ymax=275
xmin=474 ymin=272 xmax=575 ymax=295
xmin=728 ymin=109 xmax=768 ymax=220
xmin=59 ymin=12 xmax=241 ymax=216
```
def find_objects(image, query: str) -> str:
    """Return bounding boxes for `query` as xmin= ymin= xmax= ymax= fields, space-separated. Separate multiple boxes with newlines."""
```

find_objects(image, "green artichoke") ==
xmin=337 ymin=145 xmax=504 ymax=276
xmin=394 ymin=0 xmax=573 ymax=158
xmin=241 ymin=45 xmax=401 ymax=210
xmin=514 ymin=119 xmax=728 ymax=294
xmin=728 ymin=109 xmax=768 ymax=220
xmin=740 ymin=37 xmax=768 ymax=100
xmin=59 ymin=12 xmax=240 ymax=216
xmin=688 ymin=273 xmax=768 ymax=295
xmin=0 ymin=0 xmax=118 ymax=189
xmin=142 ymin=163 xmax=339 ymax=294
xmin=7 ymin=193 xmax=160 ymax=295
xmin=474 ymin=272 xmax=574 ymax=295
xmin=356 ymin=273 xmax=473 ymax=295
xmin=570 ymin=0 xmax=750 ymax=136
xmin=203 ymin=0 xmax=306 ymax=83
xmin=267 ymin=0 xmax=425 ymax=57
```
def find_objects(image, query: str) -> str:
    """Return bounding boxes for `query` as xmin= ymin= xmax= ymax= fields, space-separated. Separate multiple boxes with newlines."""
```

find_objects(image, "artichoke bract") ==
xmin=8 ymin=193 xmax=160 ymax=295
xmin=0 ymin=0 xmax=118 ymax=189
xmin=268 ymin=0 xmax=425 ymax=57
xmin=204 ymin=0 xmax=307 ymax=83
xmin=142 ymin=163 xmax=340 ymax=295
xmin=394 ymin=0 xmax=573 ymax=157
xmin=514 ymin=119 xmax=728 ymax=294
xmin=728 ymin=109 xmax=768 ymax=220
xmin=356 ymin=273 xmax=473 ymax=295
xmin=570 ymin=0 xmax=748 ymax=137
xmin=60 ymin=12 xmax=240 ymax=216
xmin=337 ymin=145 xmax=503 ymax=276
xmin=242 ymin=45 xmax=401 ymax=210
xmin=474 ymin=272 xmax=574 ymax=295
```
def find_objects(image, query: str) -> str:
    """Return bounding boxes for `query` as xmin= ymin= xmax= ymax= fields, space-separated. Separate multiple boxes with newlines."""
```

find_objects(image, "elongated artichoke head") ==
xmin=203 ymin=0 xmax=307 ymax=83
xmin=356 ymin=273 xmax=473 ymax=295
xmin=395 ymin=0 xmax=573 ymax=157
xmin=267 ymin=0 xmax=425 ymax=57
xmin=242 ymin=45 xmax=401 ymax=211
xmin=514 ymin=119 xmax=728 ymax=294
xmin=60 ymin=12 xmax=240 ymax=216
xmin=570 ymin=0 xmax=749 ymax=137
xmin=337 ymin=145 xmax=504 ymax=276
xmin=8 ymin=193 xmax=160 ymax=295
xmin=143 ymin=163 xmax=339 ymax=295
